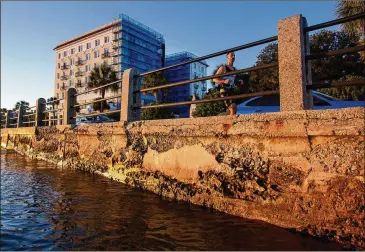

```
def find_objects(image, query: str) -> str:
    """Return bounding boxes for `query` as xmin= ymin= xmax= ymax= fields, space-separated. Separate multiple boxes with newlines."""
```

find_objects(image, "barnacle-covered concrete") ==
xmin=1 ymin=107 xmax=364 ymax=249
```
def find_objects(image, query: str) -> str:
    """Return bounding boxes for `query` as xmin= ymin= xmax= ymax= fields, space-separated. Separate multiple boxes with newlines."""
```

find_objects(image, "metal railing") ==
xmin=71 ymin=79 xmax=122 ymax=120
xmin=131 ymin=35 xmax=279 ymax=111
xmin=304 ymin=12 xmax=365 ymax=91
xmin=1 ymin=12 xmax=364 ymax=129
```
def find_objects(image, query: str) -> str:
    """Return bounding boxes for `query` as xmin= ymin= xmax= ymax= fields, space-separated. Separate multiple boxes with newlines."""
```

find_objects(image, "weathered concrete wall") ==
xmin=1 ymin=107 xmax=364 ymax=249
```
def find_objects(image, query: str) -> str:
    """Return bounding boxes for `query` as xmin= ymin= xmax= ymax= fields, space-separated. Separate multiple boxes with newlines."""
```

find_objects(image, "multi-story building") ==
xmin=53 ymin=14 xmax=165 ymax=114
xmin=164 ymin=51 xmax=209 ymax=118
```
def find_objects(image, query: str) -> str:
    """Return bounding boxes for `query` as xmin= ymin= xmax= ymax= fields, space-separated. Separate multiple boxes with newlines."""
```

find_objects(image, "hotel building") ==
xmin=53 ymin=14 xmax=165 ymax=112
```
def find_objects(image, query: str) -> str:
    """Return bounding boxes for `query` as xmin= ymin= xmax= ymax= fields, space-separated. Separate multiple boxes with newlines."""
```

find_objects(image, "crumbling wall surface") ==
xmin=1 ymin=107 xmax=364 ymax=249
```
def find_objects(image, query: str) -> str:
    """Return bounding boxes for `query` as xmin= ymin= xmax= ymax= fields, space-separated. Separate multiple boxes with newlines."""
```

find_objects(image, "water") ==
xmin=1 ymin=149 xmax=342 ymax=251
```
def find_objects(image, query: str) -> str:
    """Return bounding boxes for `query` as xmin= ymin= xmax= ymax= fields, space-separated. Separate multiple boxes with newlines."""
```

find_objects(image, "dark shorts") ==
xmin=220 ymin=88 xmax=235 ymax=108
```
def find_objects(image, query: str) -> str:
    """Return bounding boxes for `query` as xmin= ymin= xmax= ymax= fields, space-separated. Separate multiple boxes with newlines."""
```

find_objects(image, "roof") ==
xmin=53 ymin=19 xmax=120 ymax=51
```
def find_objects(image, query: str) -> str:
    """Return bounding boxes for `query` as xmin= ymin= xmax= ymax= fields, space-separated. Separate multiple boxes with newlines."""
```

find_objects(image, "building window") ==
xmin=86 ymin=53 xmax=90 ymax=60
xmin=94 ymin=50 xmax=99 ymax=58
xmin=85 ymin=65 xmax=90 ymax=72
xmin=71 ymin=48 xmax=75 ymax=54
xmin=70 ymin=59 xmax=74 ymax=65
xmin=58 ymin=53 xmax=61 ymax=59
xmin=57 ymin=73 xmax=60 ymax=79
xmin=94 ymin=63 xmax=98 ymax=69
xmin=104 ymin=36 xmax=109 ymax=43
xmin=87 ymin=42 xmax=91 ymax=49
xmin=95 ymin=39 xmax=100 ymax=47
xmin=78 ymin=45 xmax=83 ymax=52
xmin=194 ymin=63 xmax=196 ymax=69
xmin=57 ymin=93 xmax=59 ymax=99
xmin=63 ymin=51 xmax=67 ymax=57
xmin=57 ymin=83 xmax=59 ymax=89
xmin=69 ymin=80 xmax=72 ymax=87
xmin=58 ymin=63 xmax=60 ymax=69
xmin=104 ymin=48 xmax=109 ymax=54
xmin=70 ymin=70 xmax=73 ymax=76
xmin=62 ymin=93 xmax=64 ymax=99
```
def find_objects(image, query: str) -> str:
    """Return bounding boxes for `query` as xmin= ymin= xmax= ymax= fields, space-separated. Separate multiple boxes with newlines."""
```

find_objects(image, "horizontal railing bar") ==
xmin=136 ymin=90 xmax=280 ymax=109
xmin=23 ymin=113 xmax=36 ymax=117
xmin=73 ymin=95 xmax=120 ymax=108
xmin=42 ymin=119 xmax=59 ymax=122
xmin=73 ymin=109 xmax=121 ymax=119
xmin=305 ymin=12 xmax=365 ymax=32
xmin=45 ymin=98 xmax=64 ymax=105
xmin=308 ymin=80 xmax=365 ymax=89
xmin=137 ymin=36 xmax=278 ymax=77
xmin=9 ymin=123 xmax=17 ymax=126
xmin=43 ymin=109 xmax=62 ymax=113
xmin=9 ymin=117 xmax=18 ymax=120
xmin=74 ymin=80 xmax=122 ymax=96
xmin=137 ymin=63 xmax=278 ymax=93
xmin=23 ymin=121 xmax=35 ymax=124
xmin=306 ymin=46 xmax=365 ymax=60
xmin=26 ymin=106 xmax=36 ymax=110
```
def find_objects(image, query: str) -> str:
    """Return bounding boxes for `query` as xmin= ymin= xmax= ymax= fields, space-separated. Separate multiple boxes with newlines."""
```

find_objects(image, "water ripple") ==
xmin=1 ymin=149 xmax=342 ymax=251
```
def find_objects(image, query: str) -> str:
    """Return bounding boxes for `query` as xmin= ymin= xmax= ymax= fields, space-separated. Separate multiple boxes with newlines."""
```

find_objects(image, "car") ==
xmin=236 ymin=91 xmax=364 ymax=115
xmin=76 ymin=114 xmax=116 ymax=125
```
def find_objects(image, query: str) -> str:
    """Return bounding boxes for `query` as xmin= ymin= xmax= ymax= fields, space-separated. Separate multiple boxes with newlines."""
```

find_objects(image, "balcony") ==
xmin=75 ymin=60 xmax=84 ymax=66
xmin=60 ymin=64 xmax=69 ymax=70
xmin=101 ymin=52 xmax=111 ymax=58
xmin=60 ymin=85 xmax=68 ymax=91
xmin=60 ymin=75 xmax=68 ymax=80
xmin=75 ymin=71 xmax=84 ymax=77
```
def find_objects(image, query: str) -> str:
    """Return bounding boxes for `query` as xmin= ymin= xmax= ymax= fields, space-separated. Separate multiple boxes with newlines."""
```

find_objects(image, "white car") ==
xmin=237 ymin=91 xmax=364 ymax=114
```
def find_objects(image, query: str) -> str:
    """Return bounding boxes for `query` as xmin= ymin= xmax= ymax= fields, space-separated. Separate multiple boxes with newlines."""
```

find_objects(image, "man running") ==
xmin=212 ymin=52 xmax=244 ymax=115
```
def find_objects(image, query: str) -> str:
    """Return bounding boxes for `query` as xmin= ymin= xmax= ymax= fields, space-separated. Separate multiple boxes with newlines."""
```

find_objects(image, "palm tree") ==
xmin=336 ymin=1 xmax=365 ymax=60
xmin=47 ymin=97 xmax=60 ymax=126
xmin=86 ymin=63 xmax=119 ymax=112
xmin=336 ymin=1 xmax=365 ymax=37
xmin=142 ymin=71 xmax=169 ymax=103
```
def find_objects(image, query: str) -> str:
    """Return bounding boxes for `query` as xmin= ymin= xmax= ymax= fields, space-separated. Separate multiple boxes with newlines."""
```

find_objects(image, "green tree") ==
xmin=141 ymin=71 xmax=169 ymax=103
xmin=193 ymin=65 xmax=250 ymax=117
xmin=310 ymin=30 xmax=364 ymax=100
xmin=336 ymin=1 xmax=365 ymax=38
xmin=140 ymin=102 xmax=175 ymax=120
xmin=249 ymin=43 xmax=279 ymax=93
xmin=14 ymin=101 xmax=29 ymax=110
xmin=86 ymin=63 xmax=118 ymax=112
xmin=336 ymin=1 xmax=365 ymax=61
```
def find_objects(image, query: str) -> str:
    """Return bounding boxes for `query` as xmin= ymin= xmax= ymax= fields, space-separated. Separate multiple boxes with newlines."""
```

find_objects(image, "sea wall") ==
xmin=1 ymin=107 xmax=364 ymax=249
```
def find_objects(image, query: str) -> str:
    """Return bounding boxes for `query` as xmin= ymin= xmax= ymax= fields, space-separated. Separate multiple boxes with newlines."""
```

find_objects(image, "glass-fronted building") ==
xmin=112 ymin=14 xmax=165 ymax=105
xmin=164 ymin=52 xmax=209 ymax=118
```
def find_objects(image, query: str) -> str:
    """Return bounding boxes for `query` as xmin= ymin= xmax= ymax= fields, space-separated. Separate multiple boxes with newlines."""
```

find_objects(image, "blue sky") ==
xmin=1 ymin=1 xmax=338 ymax=109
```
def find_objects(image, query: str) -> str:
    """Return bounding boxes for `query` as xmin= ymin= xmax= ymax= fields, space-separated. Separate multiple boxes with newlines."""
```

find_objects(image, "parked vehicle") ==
xmin=237 ymin=91 xmax=364 ymax=115
xmin=76 ymin=114 xmax=115 ymax=125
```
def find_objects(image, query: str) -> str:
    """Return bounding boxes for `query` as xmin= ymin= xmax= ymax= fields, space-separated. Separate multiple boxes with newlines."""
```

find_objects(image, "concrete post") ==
xmin=17 ymin=104 xmax=24 ymax=128
xmin=278 ymin=14 xmax=313 ymax=111
xmin=5 ymin=111 xmax=11 ymax=128
xmin=121 ymin=68 xmax=140 ymax=122
xmin=35 ymin=98 xmax=46 ymax=127
xmin=63 ymin=88 xmax=77 ymax=125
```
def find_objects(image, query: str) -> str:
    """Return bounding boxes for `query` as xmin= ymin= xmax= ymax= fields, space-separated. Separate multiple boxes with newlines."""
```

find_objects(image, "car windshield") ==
xmin=314 ymin=92 xmax=338 ymax=101
xmin=98 ymin=115 xmax=112 ymax=121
